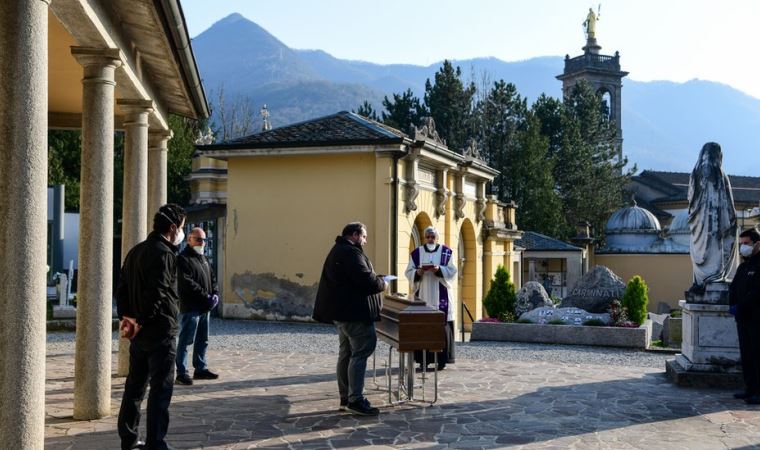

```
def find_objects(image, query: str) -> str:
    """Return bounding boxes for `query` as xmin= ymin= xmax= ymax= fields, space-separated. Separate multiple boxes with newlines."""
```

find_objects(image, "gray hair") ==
xmin=423 ymin=226 xmax=438 ymax=239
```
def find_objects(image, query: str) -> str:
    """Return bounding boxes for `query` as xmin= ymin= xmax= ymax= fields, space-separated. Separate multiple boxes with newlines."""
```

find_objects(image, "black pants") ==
xmin=118 ymin=336 xmax=177 ymax=450
xmin=737 ymin=319 xmax=760 ymax=395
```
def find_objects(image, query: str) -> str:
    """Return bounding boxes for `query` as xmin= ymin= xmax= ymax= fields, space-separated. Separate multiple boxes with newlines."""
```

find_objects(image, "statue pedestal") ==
xmin=667 ymin=287 xmax=743 ymax=388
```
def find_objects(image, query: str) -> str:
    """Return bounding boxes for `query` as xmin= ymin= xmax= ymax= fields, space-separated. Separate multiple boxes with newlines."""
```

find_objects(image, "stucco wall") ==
xmin=594 ymin=253 xmax=692 ymax=312
xmin=222 ymin=152 xmax=382 ymax=320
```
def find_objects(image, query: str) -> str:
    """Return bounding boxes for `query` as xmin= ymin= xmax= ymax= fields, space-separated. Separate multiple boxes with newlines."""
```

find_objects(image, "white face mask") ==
xmin=172 ymin=228 xmax=185 ymax=246
xmin=740 ymin=244 xmax=754 ymax=257
xmin=192 ymin=245 xmax=205 ymax=255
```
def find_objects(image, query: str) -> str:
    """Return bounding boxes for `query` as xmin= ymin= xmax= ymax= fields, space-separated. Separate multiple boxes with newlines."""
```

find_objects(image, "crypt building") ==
xmin=194 ymin=112 xmax=522 ymax=334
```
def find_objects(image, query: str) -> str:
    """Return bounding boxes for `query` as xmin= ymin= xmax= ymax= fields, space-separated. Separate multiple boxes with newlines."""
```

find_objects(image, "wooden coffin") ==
xmin=376 ymin=293 xmax=445 ymax=352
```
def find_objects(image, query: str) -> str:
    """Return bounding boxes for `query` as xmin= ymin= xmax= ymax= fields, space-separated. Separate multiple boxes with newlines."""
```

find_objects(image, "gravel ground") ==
xmin=46 ymin=318 xmax=671 ymax=368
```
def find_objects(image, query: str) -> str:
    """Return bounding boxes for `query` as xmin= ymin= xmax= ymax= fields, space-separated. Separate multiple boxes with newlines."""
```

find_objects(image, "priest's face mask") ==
xmin=424 ymin=233 xmax=437 ymax=245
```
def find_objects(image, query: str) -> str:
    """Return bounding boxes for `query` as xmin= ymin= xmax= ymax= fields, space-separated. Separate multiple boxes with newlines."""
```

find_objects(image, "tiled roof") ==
xmin=635 ymin=170 xmax=760 ymax=205
xmin=515 ymin=231 xmax=583 ymax=252
xmin=200 ymin=111 xmax=407 ymax=150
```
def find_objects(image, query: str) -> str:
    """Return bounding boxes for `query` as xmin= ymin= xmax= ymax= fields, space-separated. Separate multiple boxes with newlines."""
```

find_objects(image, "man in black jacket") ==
xmin=175 ymin=227 xmax=219 ymax=385
xmin=730 ymin=227 xmax=760 ymax=405
xmin=313 ymin=222 xmax=386 ymax=416
xmin=116 ymin=203 xmax=186 ymax=450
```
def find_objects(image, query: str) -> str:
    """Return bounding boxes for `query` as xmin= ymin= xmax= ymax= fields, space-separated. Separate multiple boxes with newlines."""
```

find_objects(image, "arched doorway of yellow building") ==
xmin=458 ymin=219 xmax=477 ymax=333
xmin=407 ymin=212 xmax=434 ymax=298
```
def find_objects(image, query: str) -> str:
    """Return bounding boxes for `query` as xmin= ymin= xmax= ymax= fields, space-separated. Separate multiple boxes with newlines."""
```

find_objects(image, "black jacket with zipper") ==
xmin=313 ymin=236 xmax=385 ymax=323
xmin=177 ymin=245 xmax=218 ymax=313
xmin=116 ymin=232 xmax=180 ymax=342
xmin=730 ymin=252 xmax=760 ymax=322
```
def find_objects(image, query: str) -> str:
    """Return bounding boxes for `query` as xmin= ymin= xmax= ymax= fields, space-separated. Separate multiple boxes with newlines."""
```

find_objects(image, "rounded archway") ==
xmin=458 ymin=219 xmax=477 ymax=333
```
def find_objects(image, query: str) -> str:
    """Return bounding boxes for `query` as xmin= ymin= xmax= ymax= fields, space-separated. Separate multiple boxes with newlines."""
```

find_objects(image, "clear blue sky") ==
xmin=182 ymin=0 xmax=760 ymax=99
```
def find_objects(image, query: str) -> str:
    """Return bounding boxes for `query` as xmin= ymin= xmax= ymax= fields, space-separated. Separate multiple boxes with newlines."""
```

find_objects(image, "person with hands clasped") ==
xmin=175 ymin=227 xmax=220 ymax=385
xmin=116 ymin=203 xmax=186 ymax=450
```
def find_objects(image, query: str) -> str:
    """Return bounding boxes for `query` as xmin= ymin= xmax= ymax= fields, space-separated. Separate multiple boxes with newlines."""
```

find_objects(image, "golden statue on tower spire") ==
xmin=583 ymin=5 xmax=601 ymax=40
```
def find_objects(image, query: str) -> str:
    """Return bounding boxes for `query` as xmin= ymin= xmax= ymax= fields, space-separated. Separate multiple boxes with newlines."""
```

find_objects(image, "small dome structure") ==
xmin=604 ymin=200 xmax=661 ymax=251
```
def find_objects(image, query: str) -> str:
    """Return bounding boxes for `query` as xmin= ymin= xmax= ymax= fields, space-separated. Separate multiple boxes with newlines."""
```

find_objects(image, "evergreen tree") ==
xmin=380 ymin=88 xmax=426 ymax=133
xmin=48 ymin=130 xmax=83 ymax=211
xmin=167 ymin=115 xmax=205 ymax=206
xmin=483 ymin=265 xmax=517 ymax=321
xmin=424 ymin=60 xmax=476 ymax=152
xmin=622 ymin=275 xmax=649 ymax=325
xmin=354 ymin=100 xmax=378 ymax=121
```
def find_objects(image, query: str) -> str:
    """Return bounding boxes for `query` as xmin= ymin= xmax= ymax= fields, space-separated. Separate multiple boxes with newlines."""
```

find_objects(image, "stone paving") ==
xmin=45 ymin=324 xmax=760 ymax=449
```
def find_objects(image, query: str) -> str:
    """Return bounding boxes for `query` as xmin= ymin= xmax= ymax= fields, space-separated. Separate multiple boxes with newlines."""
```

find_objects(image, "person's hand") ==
xmin=120 ymin=316 xmax=141 ymax=339
xmin=207 ymin=294 xmax=220 ymax=310
xmin=431 ymin=265 xmax=440 ymax=272
xmin=416 ymin=268 xmax=425 ymax=276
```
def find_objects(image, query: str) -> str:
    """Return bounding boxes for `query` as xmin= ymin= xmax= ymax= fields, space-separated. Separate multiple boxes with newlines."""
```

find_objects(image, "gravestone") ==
xmin=519 ymin=306 xmax=611 ymax=325
xmin=561 ymin=266 xmax=625 ymax=313
xmin=515 ymin=281 xmax=554 ymax=316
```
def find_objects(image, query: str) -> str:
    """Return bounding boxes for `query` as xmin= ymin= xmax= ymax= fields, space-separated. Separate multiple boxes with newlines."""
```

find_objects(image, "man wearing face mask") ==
xmin=116 ymin=203 xmax=186 ymax=450
xmin=175 ymin=227 xmax=220 ymax=385
xmin=729 ymin=227 xmax=760 ymax=405
xmin=405 ymin=226 xmax=457 ymax=370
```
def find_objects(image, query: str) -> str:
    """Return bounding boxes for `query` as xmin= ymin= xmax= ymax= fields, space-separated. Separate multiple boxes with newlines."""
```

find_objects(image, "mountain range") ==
xmin=192 ymin=13 xmax=760 ymax=176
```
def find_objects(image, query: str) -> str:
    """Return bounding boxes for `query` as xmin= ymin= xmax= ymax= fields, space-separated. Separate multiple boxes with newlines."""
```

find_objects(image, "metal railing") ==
xmin=460 ymin=302 xmax=475 ymax=342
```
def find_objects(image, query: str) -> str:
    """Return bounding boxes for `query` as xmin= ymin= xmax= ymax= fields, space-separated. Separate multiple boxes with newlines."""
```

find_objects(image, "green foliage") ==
xmin=167 ymin=115 xmax=205 ymax=206
xmin=548 ymin=319 xmax=566 ymax=325
xmin=354 ymin=100 xmax=379 ymax=121
xmin=381 ymin=88 xmax=427 ymax=134
xmin=424 ymin=60 xmax=476 ymax=152
xmin=608 ymin=299 xmax=629 ymax=325
xmin=48 ymin=130 xmax=83 ymax=212
xmin=483 ymin=265 xmax=517 ymax=320
xmin=622 ymin=275 xmax=649 ymax=325
xmin=670 ymin=309 xmax=682 ymax=318
xmin=650 ymin=339 xmax=665 ymax=348
xmin=516 ymin=318 xmax=533 ymax=324
xmin=499 ymin=311 xmax=517 ymax=323
xmin=582 ymin=318 xmax=606 ymax=327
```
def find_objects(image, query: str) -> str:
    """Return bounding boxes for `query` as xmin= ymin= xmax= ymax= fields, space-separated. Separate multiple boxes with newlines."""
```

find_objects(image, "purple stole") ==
xmin=411 ymin=245 xmax=453 ymax=316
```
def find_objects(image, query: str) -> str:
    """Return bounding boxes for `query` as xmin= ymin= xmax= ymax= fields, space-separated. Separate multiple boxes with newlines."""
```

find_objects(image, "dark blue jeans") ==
xmin=334 ymin=320 xmax=377 ymax=403
xmin=176 ymin=310 xmax=210 ymax=376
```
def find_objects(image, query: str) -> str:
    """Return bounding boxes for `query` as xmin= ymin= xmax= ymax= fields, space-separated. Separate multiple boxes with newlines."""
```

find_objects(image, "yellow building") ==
xmin=196 ymin=112 xmax=522 ymax=333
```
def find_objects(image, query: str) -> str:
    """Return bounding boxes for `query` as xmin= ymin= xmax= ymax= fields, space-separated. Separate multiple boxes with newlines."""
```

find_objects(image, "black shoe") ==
xmin=175 ymin=373 xmax=193 ymax=385
xmin=734 ymin=391 xmax=751 ymax=399
xmin=745 ymin=395 xmax=760 ymax=405
xmin=193 ymin=369 xmax=219 ymax=380
xmin=346 ymin=398 xmax=379 ymax=416
xmin=339 ymin=397 xmax=348 ymax=411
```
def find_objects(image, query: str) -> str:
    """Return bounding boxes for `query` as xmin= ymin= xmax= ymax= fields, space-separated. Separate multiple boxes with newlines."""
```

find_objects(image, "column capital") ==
xmin=71 ymin=47 xmax=121 ymax=68
xmin=117 ymin=99 xmax=153 ymax=126
xmin=148 ymin=129 xmax=174 ymax=149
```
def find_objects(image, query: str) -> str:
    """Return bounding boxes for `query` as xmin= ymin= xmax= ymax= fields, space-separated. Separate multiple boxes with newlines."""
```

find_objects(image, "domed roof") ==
xmin=605 ymin=203 xmax=661 ymax=233
xmin=668 ymin=210 xmax=690 ymax=234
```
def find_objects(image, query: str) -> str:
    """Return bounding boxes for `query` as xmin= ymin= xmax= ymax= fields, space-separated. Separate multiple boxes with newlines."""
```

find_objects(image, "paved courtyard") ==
xmin=45 ymin=320 xmax=760 ymax=449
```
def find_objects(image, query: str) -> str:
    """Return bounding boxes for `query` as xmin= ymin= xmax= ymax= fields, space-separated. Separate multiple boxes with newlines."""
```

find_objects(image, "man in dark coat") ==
xmin=175 ymin=227 xmax=220 ymax=386
xmin=730 ymin=227 xmax=760 ymax=404
xmin=313 ymin=222 xmax=386 ymax=416
xmin=116 ymin=203 xmax=186 ymax=450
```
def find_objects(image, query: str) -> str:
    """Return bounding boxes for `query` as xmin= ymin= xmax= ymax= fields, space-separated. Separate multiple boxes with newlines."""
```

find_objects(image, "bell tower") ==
xmin=556 ymin=8 xmax=628 ymax=158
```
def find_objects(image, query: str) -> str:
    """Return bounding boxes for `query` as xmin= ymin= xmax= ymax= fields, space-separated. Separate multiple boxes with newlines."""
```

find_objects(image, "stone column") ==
xmin=116 ymin=100 xmax=153 ymax=376
xmin=71 ymin=47 xmax=122 ymax=420
xmin=148 ymin=129 xmax=172 ymax=222
xmin=0 ymin=1 xmax=49 ymax=447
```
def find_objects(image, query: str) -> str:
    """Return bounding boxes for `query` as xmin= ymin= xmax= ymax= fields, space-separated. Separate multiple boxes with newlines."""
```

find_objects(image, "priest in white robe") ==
xmin=405 ymin=226 xmax=457 ymax=369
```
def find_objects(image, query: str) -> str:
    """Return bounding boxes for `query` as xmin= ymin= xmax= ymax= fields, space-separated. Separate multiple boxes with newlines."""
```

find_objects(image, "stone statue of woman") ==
xmin=583 ymin=8 xmax=598 ymax=39
xmin=688 ymin=142 xmax=738 ymax=292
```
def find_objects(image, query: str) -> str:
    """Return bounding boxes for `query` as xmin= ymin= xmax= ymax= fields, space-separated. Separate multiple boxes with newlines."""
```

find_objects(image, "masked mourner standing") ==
xmin=313 ymin=222 xmax=387 ymax=416
xmin=117 ymin=203 xmax=186 ymax=450
xmin=175 ymin=227 xmax=220 ymax=385
xmin=729 ymin=228 xmax=760 ymax=405
xmin=405 ymin=226 xmax=457 ymax=370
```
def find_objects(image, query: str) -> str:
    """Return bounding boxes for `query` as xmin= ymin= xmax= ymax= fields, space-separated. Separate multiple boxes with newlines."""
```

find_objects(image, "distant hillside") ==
xmin=192 ymin=13 xmax=760 ymax=175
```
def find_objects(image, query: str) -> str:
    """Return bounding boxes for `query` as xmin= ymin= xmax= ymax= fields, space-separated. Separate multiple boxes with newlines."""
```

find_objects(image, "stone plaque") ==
xmin=697 ymin=316 xmax=739 ymax=348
